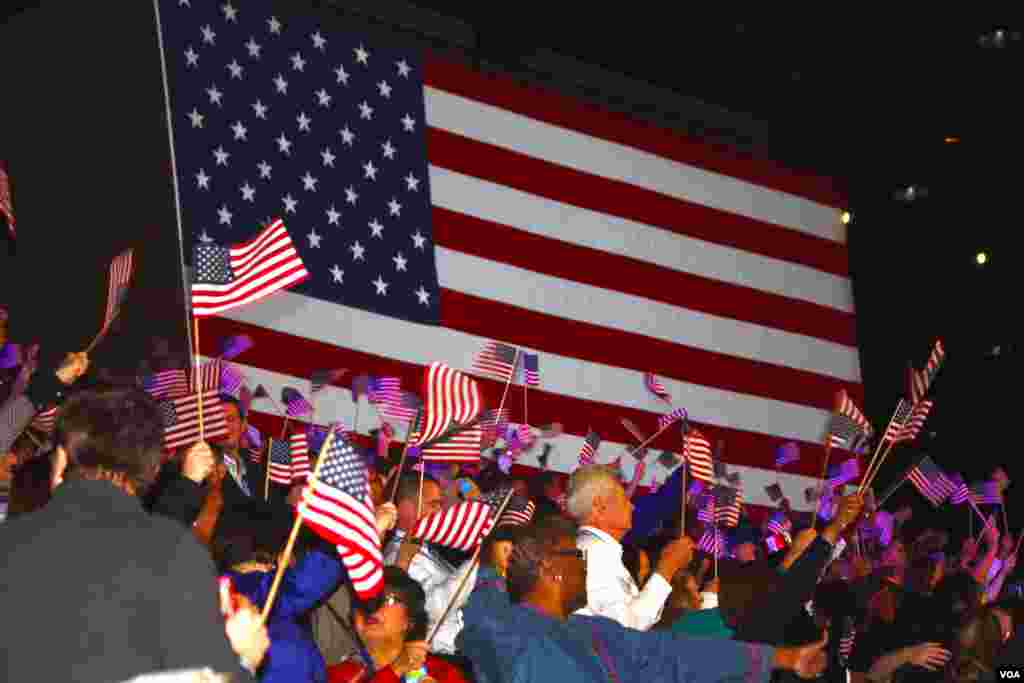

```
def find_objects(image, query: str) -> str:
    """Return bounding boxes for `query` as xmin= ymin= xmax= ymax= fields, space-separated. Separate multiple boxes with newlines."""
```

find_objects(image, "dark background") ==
xmin=1 ymin=3 xmax=1017 ymax=536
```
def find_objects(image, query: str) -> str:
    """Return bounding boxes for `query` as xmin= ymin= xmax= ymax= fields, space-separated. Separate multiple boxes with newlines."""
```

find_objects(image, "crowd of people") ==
xmin=1 ymin=322 xmax=1021 ymax=682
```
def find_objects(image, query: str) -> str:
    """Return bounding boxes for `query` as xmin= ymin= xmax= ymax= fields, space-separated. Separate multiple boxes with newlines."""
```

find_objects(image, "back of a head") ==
xmin=56 ymin=387 xmax=164 ymax=493
xmin=393 ymin=472 xmax=437 ymax=506
xmin=565 ymin=464 xmax=617 ymax=522
xmin=507 ymin=515 xmax=578 ymax=604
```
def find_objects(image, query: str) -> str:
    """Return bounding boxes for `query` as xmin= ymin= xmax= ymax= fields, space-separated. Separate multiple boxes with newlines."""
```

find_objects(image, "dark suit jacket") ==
xmin=146 ymin=445 xmax=290 ymax=537
xmin=0 ymin=478 xmax=249 ymax=682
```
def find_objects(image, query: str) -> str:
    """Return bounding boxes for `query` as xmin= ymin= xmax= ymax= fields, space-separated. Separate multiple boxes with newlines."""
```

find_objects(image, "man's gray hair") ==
xmin=565 ymin=464 xmax=621 ymax=522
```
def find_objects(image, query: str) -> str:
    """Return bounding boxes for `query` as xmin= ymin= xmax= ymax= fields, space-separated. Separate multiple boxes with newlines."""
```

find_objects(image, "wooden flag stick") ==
xmin=416 ymin=461 xmax=426 ymax=520
xmin=813 ymin=442 xmax=834 ymax=522
xmin=495 ymin=349 xmax=521 ymax=420
xmin=263 ymin=438 xmax=272 ymax=501
xmin=1001 ymin=501 xmax=1010 ymax=537
xmin=625 ymin=414 xmax=685 ymax=459
xmin=523 ymin=379 xmax=528 ymax=433
xmin=858 ymin=402 xmax=905 ymax=495
xmin=261 ymin=427 xmax=339 ymax=625
xmin=84 ymin=310 xmax=121 ymax=354
xmin=193 ymin=318 xmax=205 ymax=441
xmin=680 ymin=463 xmax=687 ymax=538
xmin=389 ymin=409 xmax=423 ymax=503
xmin=861 ymin=441 xmax=897 ymax=493
xmin=427 ymin=489 xmax=515 ymax=645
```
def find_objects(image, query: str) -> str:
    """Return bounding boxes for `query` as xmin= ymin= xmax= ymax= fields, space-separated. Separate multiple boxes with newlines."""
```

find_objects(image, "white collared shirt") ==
xmin=573 ymin=525 xmax=672 ymax=631
xmin=383 ymin=530 xmax=460 ymax=653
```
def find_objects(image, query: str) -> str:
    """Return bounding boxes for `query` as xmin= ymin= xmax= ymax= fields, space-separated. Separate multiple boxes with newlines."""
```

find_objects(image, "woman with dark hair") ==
xmin=328 ymin=566 xmax=470 ymax=683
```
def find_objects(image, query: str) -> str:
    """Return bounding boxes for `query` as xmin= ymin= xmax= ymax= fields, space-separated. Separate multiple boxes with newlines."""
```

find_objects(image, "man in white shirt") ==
xmin=384 ymin=473 xmax=461 ymax=652
xmin=565 ymin=464 xmax=692 ymax=630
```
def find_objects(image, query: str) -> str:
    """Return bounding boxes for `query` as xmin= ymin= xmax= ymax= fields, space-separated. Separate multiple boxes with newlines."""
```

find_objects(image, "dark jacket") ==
xmin=0 ymin=478 xmax=248 ymax=682
xmin=146 ymin=446 xmax=289 ymax=538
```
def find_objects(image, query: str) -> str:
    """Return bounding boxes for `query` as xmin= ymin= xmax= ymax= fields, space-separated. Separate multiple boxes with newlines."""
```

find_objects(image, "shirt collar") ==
xmin=579 ymin=525 xmax=621 ymax=550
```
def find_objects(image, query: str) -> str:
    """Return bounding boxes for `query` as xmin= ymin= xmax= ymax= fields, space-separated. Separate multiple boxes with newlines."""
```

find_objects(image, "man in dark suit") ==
xmin=147 ymin=394 xmax=291 ymax=542
xmin=0 ymin=386 xmax=268 ymax=681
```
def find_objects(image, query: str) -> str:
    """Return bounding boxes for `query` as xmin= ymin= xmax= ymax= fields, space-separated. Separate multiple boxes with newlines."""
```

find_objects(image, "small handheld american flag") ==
xmin=102 ymin=249 xmax=134 ymax=332
xmin=413 ymin=494 xmax=502 ymax=551
xmin=578 ymin=429 xmax=601 ymax=466
xmin=290 ymin=432 xmax=311 ymax=481
xmin=908 ymin=339 xmax=945 ymax=404
xmin=656 ymin=407 xmax=687 ymax=432
xmin=948 ymin=473 xmax=970 ymax=505
xmin=410 ymin=362 xmax=482 ymax=448
xmin=297 ymin=428 xmax=383 ymax=600
xmin=143 ymin=369 xmax=189 ymax=401
xmin=472 ymin=341 xmax=520 ymax=383
xmin=644 ymin=372 xmax=671 ymax=403
xmin=159 ymin=390 xmax=228 ymax=451
xmin=970 ymin=481 xmax=1003 ymax=506
xmin=522 ymin=353 xmax=540 ymax=387
xmin=906 ymin=456 xmax=956 ymax=507
xmin=882 ymin=400 xmax=914 ymax=443
xmin=282 ymin=387 xmax=313 ymax=418
xmin=683 ymin=427 xmax=713 ymax=483
xmin=891 ymin=400 xmax=932 ymax=443
xmin=267 ymin=438 xmax=293 ymax=485
xmin=310 ymin=368 xmax=346 ymax=395
xmin=835 ymin=390 xmax=873 ymax=436
xmin=190 ymin=220 xmax=309 ymax=318
xmin=367 ymin=376 xmax=401 ymax=405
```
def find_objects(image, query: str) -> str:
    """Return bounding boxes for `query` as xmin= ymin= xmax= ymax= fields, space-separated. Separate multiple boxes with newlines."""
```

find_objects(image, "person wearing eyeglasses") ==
xmin=329 ymin=567 xmax=470 ymax=683
xmin=458 ymin=515 xmax=831 ymax=683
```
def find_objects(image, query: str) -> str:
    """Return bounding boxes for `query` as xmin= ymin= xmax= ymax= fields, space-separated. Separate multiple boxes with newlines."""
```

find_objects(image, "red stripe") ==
xmin=434 ymin=206 xmax=857 ymax=346
xmin=205 ymin=317 xmax=828 ymax=477
xmin=424 ymin=58 xmax=848 ymax=210
xmin=440 ymin=290 xmax=862 ymax=412
xmin=429 ymin=129 xmax=850 ymax=278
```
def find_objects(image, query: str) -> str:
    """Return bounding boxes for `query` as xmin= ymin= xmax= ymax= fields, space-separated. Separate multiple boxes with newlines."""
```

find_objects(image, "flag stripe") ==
xmin=201 ymin=307 xmax=842 ymax=446
xmin=434 ymin=203 xmax=855 ymax=346
xmin=426 ymin=108 xmax=845 ymax=265
xmin=442 ymin=289 xmax=856 ymax=409
xmin=423 ymin=59 xmax=847 ymax=210
xmin=428 ymin=140 xmax=853 ymax=302
xmin=436 ymin=250 xmax=859 ymax=382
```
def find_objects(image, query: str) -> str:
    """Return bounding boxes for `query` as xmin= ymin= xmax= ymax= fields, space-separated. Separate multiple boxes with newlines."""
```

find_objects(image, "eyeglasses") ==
xmin=551 ymin=549 xmax=585 ymax=561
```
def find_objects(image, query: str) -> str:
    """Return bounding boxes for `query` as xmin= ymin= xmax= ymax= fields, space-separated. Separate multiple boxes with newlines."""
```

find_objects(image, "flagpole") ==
xmin=151 ymin=0 xmax=195 ymax=364
xmin=523 ymin=378 xmax=528 ymax=433
xmin=263 ymin=438 xmax=272 ymax=501
xmin=625 ymin=414 xmax=685 ymax=458
xmin=261 ymin=428 xmax=338 ymax=625
xmin=353 ymin=400 xmax=361 ymax=435
xmin=495 ymin=349 xmax=521 ymax=420
xmin=427 ymin=489 xmax=515 ymax=645
xmin=194 ymin=318 xmax=204 ymax=441
xmin=389 ymin=409 xmax=422 ymax=503
xmin=814 ymin=440 xmax=834 ymax=522
xmin=680 ymin=463 xmax=687 ymax=538
xmin=858 ymin=402 xmax=905 ymax=495
xmin=861 ymin=441 xmax=898 ymax=494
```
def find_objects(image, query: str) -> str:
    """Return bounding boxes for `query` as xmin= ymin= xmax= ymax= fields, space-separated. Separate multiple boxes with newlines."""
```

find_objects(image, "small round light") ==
xmin=976 ymin=252 xmax=988 ymax=265
xmin=841 ymin=211 xmax=852 ymax=225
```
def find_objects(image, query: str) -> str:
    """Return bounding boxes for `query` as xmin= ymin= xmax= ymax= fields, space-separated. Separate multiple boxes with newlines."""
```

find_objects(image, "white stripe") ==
xmin=227 ymin=360 xmax=822 ymax=512
xmin=214 ymin=297 xmax=836 ymax=443
xmin=425 ymin=87 xmax=846 ymax=241
xmin=438 ymin=248 xmax=861 ymax=381
xmin=430 ymin=166 xmax=854 ymax=313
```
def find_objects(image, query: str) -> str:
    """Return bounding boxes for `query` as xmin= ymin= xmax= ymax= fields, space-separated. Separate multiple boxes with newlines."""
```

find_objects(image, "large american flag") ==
xmin=156 ymin=0 xmax=860 ymax=519
xmin=297 ymin=428 xmax=383 ymax=599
